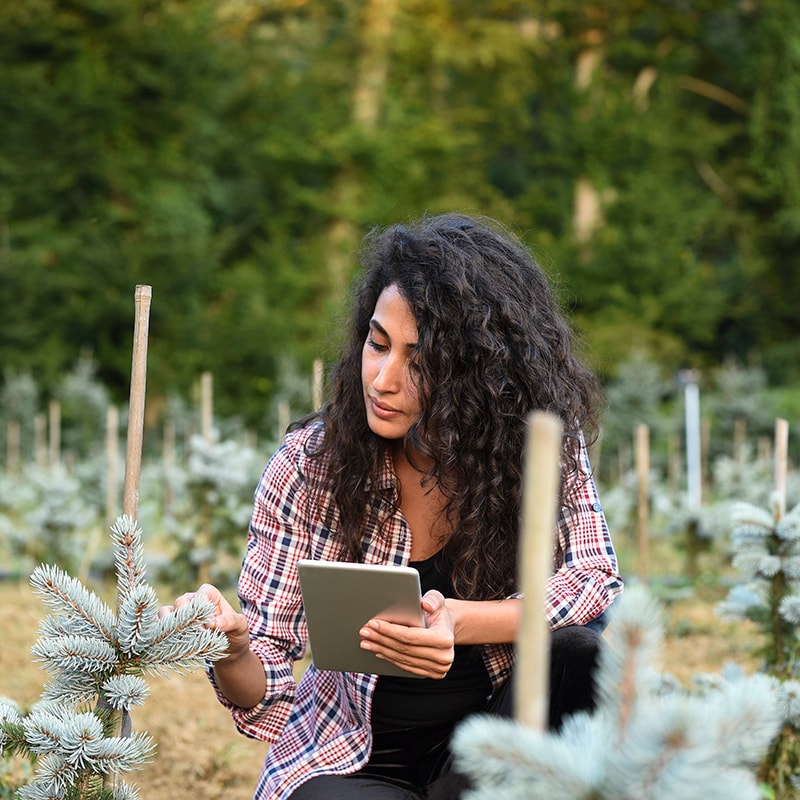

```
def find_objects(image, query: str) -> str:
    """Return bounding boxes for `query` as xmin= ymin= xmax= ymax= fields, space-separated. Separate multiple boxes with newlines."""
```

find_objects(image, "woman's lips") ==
xmin=369 ymin=396 xmax=402 ymax=419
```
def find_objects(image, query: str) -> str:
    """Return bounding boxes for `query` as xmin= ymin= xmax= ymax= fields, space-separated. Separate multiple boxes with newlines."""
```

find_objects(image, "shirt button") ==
xmin=591 ymin=502 xmax=603 ymax=512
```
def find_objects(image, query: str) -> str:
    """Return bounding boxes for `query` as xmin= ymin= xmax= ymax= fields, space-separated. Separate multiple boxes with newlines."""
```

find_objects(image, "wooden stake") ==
xmin=775 ymin=418 xmax=789 ymax=522
xmin=278 ymin=401 xmax=290 ymax=440
xmin=34 ymin=413 xmax=46 ymax=468
xmin=733 ymin=417 xmax=747 ymax=464
xmin=515 ymin=411 xmax=562 ymax=730
xmin=201 ymin=371 xmax=213 ymax=441
xmin=312 ymin=358 xmax=324 ymax=411
xmin=48 ymin=398 xmax=61 ymax=467
xmin=635 ymin=423 xmax=650 ymax=581
xmin=6 ymin=420 xmax=20 ymax=477
xmin=121 ymin=286 xmax=152 ymax=520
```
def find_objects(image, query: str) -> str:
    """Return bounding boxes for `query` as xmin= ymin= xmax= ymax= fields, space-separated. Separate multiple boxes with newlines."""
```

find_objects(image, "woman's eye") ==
xmin=367 ymin=337 xmax=388 ymax=352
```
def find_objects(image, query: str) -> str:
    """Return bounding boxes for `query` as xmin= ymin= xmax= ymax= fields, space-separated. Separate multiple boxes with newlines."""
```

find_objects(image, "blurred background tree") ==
xmin=0 ymin=0 xmax=797 ymax=436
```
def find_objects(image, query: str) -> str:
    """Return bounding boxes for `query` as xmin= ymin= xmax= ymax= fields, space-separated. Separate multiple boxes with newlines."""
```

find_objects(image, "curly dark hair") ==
xmin=295 ymin=213 xmax=601 ymax=601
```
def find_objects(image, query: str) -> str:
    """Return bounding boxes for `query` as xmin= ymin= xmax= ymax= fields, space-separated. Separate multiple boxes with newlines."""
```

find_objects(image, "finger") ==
xmin=359 ymin=624 xmax=454 ymax=676
xmin=421 ymin=589 xmax=445 ymax=613
xmin=172 ymin=591 xmax=199 ymax=610
xmin=361 ymin=618 xmax=454 ymax=649
xmin=207 ymin=611 xmax=246 ymax=634
xmin=365 ymin=643 xmax=454 ymax=679
xmin=157 ymin=605 xmax=174 ymax=619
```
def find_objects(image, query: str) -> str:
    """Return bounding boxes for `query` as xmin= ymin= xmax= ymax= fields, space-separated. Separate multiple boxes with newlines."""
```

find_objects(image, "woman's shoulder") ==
xmin=276 ymin=419 xmax=329 ymax=478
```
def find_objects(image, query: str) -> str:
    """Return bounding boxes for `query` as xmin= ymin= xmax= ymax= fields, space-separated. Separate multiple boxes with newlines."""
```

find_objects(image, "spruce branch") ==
xmin=99 ymin=677 xmax=149 ymax=713
xmin=109 ymin=517 xmax=146 ymax=606
xmin=137 ymin=594 xmax=228 ymax=676
xmin=32 ymin=635 xmax=119 ymax=677
xmin=116 ymin=585 xmax=159 ymax=656
xmin=453 ymin=586 xmax=782 ymax=800
xmin=30 ymin=565 xmax=116 ymax=643
xmin=40 ymin=672 xmax=99 ymax=706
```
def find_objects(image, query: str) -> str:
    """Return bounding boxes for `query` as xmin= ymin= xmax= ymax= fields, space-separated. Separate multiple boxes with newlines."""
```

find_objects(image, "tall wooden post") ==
xmin=121 ymin=286 xmax=152 ymax=521
xmin=48 ymin=398 xmax=61 ymax=468
xmin=6 ymin=420 xmax=20 ymax=477
xmin=775 ymin=418 xmax=789 ymax=522
xmin=313 ymin=358 xmax=324 ymax=411
xmin=635 ymin=423 xmax=650 ymax=581
xmin=515 ymin=411 xmax=562 ymax=730
xmin=201 ymin=371 xmax=213 ymax=442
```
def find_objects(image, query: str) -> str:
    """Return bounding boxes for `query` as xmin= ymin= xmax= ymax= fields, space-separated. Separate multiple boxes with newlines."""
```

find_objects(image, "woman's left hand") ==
xmin=359 ymin=589 xmax=455 ymax=679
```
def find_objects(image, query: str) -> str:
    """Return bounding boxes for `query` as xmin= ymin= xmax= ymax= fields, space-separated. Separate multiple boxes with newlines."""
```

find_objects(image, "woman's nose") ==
xmin=373 ymin=354 xmax=403 ymax=392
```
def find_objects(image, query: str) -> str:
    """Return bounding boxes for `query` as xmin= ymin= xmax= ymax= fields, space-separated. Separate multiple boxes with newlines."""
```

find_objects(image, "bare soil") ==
xmin=0 ymin=579 xmax=761 ymax=800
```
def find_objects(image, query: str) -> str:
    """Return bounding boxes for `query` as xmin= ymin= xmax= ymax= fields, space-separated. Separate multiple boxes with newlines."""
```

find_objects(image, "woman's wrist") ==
xmin=444 ymin=597 xmax=522 ymax=645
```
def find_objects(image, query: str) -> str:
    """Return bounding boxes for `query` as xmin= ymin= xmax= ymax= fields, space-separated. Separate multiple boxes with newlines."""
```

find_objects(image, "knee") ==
xmin=551 ymin=625 xmax=601 ymax=665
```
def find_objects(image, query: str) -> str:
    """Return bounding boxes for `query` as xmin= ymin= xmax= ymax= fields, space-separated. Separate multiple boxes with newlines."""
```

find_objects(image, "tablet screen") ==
xmin=298 ymin=560 xmax=425 ymax=677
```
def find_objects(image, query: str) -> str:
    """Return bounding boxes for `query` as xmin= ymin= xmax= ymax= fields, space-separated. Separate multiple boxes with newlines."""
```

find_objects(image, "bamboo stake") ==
xmin=201 ymin=370 xmax=213 ymax=441
xmin=34 ymin=413 xmax=46 ymax=468
xmin=48 ymin=398 xmax=61 ymax=467
xmin=635 ymin=423 xmax=650 ymax=581
xmin=312 ymin=358 xmax=324 ymax=411
xmin=121 ymin=286 xmax=152 ymax=520
xmin=515 ymin=411 xmax=562 ymax=730
xmin=6 ymin=419 xmax=20 ymax=477
xmin=101 ymin=286 xmax=152 ymax=790
xmin=775 ymin=418 xmax=789 ymax=522
xmin=278 ymin=401 xmax=290 ymax=440
xmin=733 ymin=417 xmax=747 ymax=464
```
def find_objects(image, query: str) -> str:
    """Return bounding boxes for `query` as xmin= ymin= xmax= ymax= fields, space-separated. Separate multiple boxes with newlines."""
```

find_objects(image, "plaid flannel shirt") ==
xmin=209 ymin=422 xmax=622 ymax=799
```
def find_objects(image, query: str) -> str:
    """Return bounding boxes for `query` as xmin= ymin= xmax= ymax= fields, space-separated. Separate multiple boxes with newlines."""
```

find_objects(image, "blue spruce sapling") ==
xmin=0 ymin=515 xmax=228 ymax=799
xmin=452 ymin=585 xmax=781 ymax=800
xmin=717 ymin=499 xmax=800 ymax=797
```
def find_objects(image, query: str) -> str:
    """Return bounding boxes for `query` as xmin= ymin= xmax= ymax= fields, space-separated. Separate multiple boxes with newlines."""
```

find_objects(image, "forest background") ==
xmin=1 ymin=0 xmax=799 ymax=467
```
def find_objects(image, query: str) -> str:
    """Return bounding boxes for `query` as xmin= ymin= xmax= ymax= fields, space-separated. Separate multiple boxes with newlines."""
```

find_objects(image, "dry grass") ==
xmin=0 ymin=576 xmax=763 ymax=800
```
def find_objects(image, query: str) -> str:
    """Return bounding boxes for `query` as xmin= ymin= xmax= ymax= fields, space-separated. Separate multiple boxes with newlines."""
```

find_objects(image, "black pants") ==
xmin=289 ymin=625 xmax=601 ymax=800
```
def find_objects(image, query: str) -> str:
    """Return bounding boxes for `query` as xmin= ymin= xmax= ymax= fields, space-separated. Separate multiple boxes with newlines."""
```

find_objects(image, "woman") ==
xmin=166 ymin=213 xmax=623 ymax=799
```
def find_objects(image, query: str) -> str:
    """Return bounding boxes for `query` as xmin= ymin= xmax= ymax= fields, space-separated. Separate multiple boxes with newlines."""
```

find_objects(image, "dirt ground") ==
xmin=0 ymin=579 xmax=761 ymax=800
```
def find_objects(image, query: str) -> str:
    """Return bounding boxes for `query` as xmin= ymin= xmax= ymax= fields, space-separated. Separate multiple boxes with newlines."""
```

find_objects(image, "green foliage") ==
xmin=1 ymin=0 xmax=798 ymax=433
xmin=56 ymin=357 xmax=110 ymax=461
xmin=0 ymin=465 xmax=101 ymax=576
xmin=167 ymin=432 xmax=262 ymax=589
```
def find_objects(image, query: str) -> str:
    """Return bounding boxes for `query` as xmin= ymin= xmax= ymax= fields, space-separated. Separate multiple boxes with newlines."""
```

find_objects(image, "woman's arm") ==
xmin=445 ymin=596 xmax=522 ymax=645
xmin=546 ymin=441 xmax=623 ymax=628
xmin=163 ymin=583 xmax=267 ymax=709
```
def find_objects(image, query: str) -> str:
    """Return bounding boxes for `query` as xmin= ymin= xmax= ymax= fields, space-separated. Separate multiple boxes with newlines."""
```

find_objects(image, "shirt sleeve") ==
xmin=545 ymin=440 xmax=623 ymax=629
xmin=208 ymin=436 xmax=315 ymax=742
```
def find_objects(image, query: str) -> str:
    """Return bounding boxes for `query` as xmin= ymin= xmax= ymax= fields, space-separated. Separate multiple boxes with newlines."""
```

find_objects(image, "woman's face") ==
xmin=361 ymin=284 xmax=422 ymax=441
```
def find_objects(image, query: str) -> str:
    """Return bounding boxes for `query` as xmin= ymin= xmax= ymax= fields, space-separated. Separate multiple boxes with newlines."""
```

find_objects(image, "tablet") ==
xmin=297 ymin=559 xmax=425 ymax=677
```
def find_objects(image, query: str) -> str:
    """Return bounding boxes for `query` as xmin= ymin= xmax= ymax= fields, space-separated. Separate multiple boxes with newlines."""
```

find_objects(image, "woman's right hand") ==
xmin=159 ymin=583 xmax=251 ymax=662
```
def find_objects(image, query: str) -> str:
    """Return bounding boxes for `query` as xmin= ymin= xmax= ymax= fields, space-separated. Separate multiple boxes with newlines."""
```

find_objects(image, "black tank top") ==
xmin=370 ymin=550 xmax=492 ymax=728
